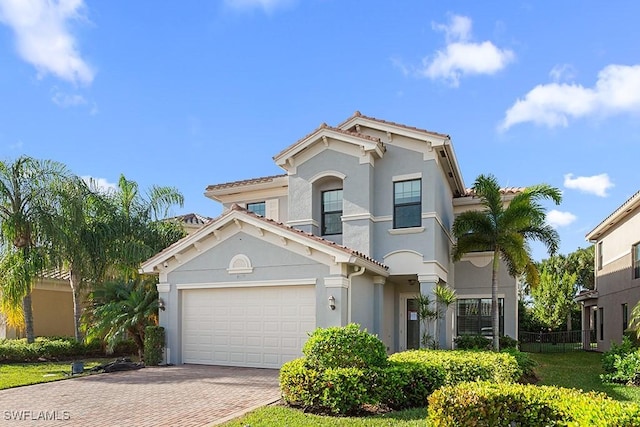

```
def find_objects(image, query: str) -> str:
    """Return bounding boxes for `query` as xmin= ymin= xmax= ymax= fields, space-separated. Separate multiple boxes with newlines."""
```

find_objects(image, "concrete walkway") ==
xmin=0 ymin=365 xmax=281 ymax=427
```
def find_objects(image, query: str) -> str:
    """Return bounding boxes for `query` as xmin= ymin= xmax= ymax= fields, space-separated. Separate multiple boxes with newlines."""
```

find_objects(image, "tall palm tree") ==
xmin=452 ymin=174 xmax=561 ymax=351
xmin=44 ymin=177 xmax=114 ymax=341
xmin=0 ymin=156 xmax=70 ymax=342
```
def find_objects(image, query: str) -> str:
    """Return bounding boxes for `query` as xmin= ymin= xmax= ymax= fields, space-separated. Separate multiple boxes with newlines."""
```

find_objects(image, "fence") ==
xmin=519 ymin=330 xmax=597 ymax=353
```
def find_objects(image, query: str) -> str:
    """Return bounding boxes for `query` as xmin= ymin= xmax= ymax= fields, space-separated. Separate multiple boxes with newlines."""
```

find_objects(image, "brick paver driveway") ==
xmin=0 ymin=365 xmax=280 ymax=427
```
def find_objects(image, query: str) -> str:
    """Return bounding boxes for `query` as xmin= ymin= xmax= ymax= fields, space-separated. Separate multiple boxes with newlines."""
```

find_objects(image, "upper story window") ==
xmin=322 ymin=189 xmax=343 ymax=235
xmin=633 ymin=243 xmax=640 ymax=279
xmin=393 ymin=179 xmax=421 ymax=229
xmin=597 ymin=241 xmax=603 ymax=271
xmin=247 ymin=201 xmax=266 ymax=217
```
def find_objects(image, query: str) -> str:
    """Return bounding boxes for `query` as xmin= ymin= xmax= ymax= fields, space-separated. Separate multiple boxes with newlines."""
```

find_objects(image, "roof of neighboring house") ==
xmin=338 ymin=111 xmax=450 ymax=139
xmin=40 ymin=269 xmax=71 ymax=281
xmin=168 ymin=212 xmax=212 ymax=226
xmin=574 ymin=289 xmax=598 ymax=302
xmin=586 ymin=189 xmax=640 ymax=242
xmin=463 ymin=187 xmax=526 ymax=196
xmin=141 ymin=203 xmax=389 ymax=275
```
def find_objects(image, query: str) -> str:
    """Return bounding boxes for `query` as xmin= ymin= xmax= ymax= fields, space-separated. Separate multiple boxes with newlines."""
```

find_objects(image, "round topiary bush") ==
xmin=302 ymin=323 xmax=387 ymax=370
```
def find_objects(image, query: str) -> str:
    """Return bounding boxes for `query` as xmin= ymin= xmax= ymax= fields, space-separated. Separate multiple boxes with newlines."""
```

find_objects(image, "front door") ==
xmin=399 ymin=293 xmax=420 ymax=351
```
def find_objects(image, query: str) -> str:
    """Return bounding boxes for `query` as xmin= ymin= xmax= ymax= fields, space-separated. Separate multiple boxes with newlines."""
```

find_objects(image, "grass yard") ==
xmin=220 ymin=406 xmax=427 ymax=427
xmin=529 ymin=351 xmax=640 ymax=403
xmin=0 ymin=359 xmax=113 ymax=390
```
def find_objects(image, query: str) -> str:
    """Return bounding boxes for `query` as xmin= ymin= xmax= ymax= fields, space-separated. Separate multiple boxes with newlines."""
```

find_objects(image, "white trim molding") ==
xmin=177 ymin=278 xmax=317 ymax=290
xmin=324 ymin=276 xmax=349 ymax=288
xmin=157 ymin=283 xmax=171 ymax=293
xmin=388 ymin=227 xmax=425 ymax=235
xmin=227 ymin=254 xmax=254 ymax=274
xmin=392 ymin=172 xmax=422 ymax=182
xmin=309 ymin=170 xmax=347 ymax=183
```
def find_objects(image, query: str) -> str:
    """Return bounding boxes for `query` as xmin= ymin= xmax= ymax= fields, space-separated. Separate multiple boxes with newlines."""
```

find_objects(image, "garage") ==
xmin=181 ymin=285 xmax=316 ymax=368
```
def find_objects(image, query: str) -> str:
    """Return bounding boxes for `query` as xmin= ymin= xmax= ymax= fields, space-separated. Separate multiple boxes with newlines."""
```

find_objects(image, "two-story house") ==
xmin=141 ymin=112 xmax=520 ymax=368
xmin=578 ymin=190 xmax=640 ymax=352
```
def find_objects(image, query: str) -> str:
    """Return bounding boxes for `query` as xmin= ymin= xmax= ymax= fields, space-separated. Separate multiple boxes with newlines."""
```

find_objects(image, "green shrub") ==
xmin=388 ymin=349 xmax=520 ymax=385
xmin=454 ymin=334 xmax=491 ymax=350
xmin=602 ymin=336 xmax=637 ymax=375
xmin=602 ymin=351 xmax=640 ymax=384
xmin=280 ymin=358 xmax=323 ymax=409
xmin=0 ymin=336 xmax=136 ymax=363
xmin=280 ymin=358 xmax=377 ymax=415
xmin=428 ymin=381 xmax=640 ymax=427
xmin=111 ymin=339 xmax=137 ymax=356
xmin=377 ymin=361 xmax=445 ymax=410
xmin=499 ymin=335 xmax=518 ymax=349
xmin=303 ymin=324 xmax=387 ymax=369
xmin=143 ymin=326 xmax=165 ymax=366
xmin=500 ymin=347 xmax=536 ymax=381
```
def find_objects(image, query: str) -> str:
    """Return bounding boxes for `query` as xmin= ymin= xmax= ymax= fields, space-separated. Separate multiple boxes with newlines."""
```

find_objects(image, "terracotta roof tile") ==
xmin=273 ymin=124 xmax=384 ymax=160
xmin=205 ymin=174 xmax=287 ymax=192
xmin=338 ymin=111 xmax=450 ymax=139
xmin=230 ymin=204 xmax=388 ymax=270
xmin=463 ymin=187 xmax=526 ymax=197
xmin=168 ymin=213 xmax=212 ymax=226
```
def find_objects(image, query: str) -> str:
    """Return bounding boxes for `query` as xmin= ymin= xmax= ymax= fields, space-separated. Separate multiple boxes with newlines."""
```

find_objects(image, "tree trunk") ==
xmin=23 ymin=293 xmax=35 ymax=343
xmin=69 ymin=268 xmax=84 ymax=342
xmin=491 ymin=250 xmax=500 ymax=352
xmin=567 ymin=313 xmax=572 ymax=332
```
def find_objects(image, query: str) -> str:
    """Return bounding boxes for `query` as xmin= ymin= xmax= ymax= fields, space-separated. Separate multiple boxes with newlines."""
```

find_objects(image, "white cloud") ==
xmin=81 ymin=176 xmax=117 ymax=193
xmin=52 ymin=90 xmax=86 ymax=107
xmin=0 ymin=0 xmax=94 ymax=85
xmin=418 ymin=15 xmax=514 ymax=87
xmin=225 ymin=0 xmax=294 ymax=12
xmin=546 ymin=210 xmax=577 ymax=228
xmin=563 ymin=173 xmax=614 ymax=197
xmin=549 ymin=64 xmax=576 ymax=83
xmin=500 ymin=64 xmax=640 ymax=130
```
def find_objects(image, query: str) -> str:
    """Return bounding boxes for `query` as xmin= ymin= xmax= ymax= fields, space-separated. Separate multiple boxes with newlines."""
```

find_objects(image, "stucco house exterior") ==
xmin=578 ymin=190 xmax=640 ymax=352
xmin=141 ymin=112 xmax=521 ymax=368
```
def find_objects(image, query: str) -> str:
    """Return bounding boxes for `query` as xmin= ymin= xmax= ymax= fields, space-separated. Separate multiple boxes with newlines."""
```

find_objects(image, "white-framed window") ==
xmin=321 ymin=189 xmax=343 ymax=235
xmin=247 ymin=201 xmax=266 ymax=217
xmin=393 ymin=179 xmax=421 ymax=229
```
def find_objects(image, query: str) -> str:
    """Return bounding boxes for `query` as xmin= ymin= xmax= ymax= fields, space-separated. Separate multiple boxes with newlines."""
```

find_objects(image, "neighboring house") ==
xmin=0 ymin=272 xmax=75 ymax=339
xmin=578 ymin=190 xmax=640 ymax=352
xmin=141 ymin=112 xmax=521 ymax=368
xmin=0 ymin=213 xmax=210 ymax=340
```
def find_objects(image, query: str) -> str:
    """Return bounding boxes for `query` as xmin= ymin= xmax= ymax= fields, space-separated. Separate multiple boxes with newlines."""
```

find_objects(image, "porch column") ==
xmin=581 ymin=303 xmax=593 ymax=351
xmin=156 ymin=282 xmax=171 ymax=364
xmin=418 ymin=274 xmax=438 ymax=348
xmin=323 ymin=277 xmax=349 ymax=327
xmin=373 ymin=276 xmax=385 ymax=337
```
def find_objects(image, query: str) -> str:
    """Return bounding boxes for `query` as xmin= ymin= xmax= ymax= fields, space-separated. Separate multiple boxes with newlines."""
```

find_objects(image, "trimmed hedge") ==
xmin=428 ymin=381 xmax=640 ymax=426
xmin=143 ymin=326 xmax=165 ymax=366
xmin=454 ymin=334 xmax=518 ymax=350
xmin=388 ymin=349 xmax=520 ymax=385
xmin=302 ymin=324 xmax=387 ymax=370
xmin=0 ymin=337 xmax=135 ymax=363
xmin=377 ymin=361 xmax=445 ymax=410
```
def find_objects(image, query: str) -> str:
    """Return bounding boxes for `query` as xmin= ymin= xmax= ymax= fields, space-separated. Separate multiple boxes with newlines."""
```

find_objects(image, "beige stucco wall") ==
xmin=593 ymin=204 xmax=640 ymax=351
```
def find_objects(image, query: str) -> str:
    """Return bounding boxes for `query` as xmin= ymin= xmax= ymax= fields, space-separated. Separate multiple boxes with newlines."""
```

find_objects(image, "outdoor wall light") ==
xmin=158 ymin=298 xmax=166 ymax=311
xmin=328 ymin=295 xmax=336 ymax=310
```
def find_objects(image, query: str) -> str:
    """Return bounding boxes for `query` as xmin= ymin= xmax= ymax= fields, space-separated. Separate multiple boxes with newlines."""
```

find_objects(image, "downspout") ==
xmin=347 ymin=266 xmax=366 ymax=323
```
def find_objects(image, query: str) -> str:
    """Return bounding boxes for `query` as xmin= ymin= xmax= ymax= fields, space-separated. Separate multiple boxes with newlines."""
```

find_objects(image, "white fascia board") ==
xmin=339 ymin=116 xmax=449 ymax=146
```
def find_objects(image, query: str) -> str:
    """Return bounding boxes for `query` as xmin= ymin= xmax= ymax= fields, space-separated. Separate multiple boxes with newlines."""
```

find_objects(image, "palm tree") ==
xmin=452 ymin=174 xmax=561 ymax=351
xmin=44 ymin=177 xmax=114 ymax=341
xmin=85 ymin=277 xmax=160 ymax=360
xmin=0 ymin=157 xmax=70 ymax=343
xmin=106 ymin=174 xmax=184 ymax=279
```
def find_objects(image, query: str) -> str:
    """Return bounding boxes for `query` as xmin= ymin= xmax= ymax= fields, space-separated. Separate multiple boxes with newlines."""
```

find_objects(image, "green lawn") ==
xmin=0 ymin=359 xmax=112 ymax=390
xmin=529 ymin=351 xmax=640 ymax=403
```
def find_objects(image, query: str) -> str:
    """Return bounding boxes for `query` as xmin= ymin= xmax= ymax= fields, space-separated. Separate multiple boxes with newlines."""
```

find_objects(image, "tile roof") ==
xmin=168 ymin=213 xmax=212 ymax=226
xmin=338 ymin=111 xmax=450 ymax=139
xmin=273 ymin=123 xmax=384 ymax=160
xmin=205 ymin=174 xmax=288 ymax=192
xmin=40 ymin=269 xmax=71 ymax=281
xmin=463 ymin=187 xmax=526 ymax=197
xmin=229 ymin=204 xmax=389 ymax=270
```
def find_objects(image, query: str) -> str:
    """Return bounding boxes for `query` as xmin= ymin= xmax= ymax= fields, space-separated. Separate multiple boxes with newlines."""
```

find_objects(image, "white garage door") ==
xmin=182 ymin=285 xmax=316 ymax=368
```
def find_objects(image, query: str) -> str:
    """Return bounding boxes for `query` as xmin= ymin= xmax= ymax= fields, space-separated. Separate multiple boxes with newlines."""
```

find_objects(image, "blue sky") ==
xmin=0 ymin=1 xmax=638 ymax=260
